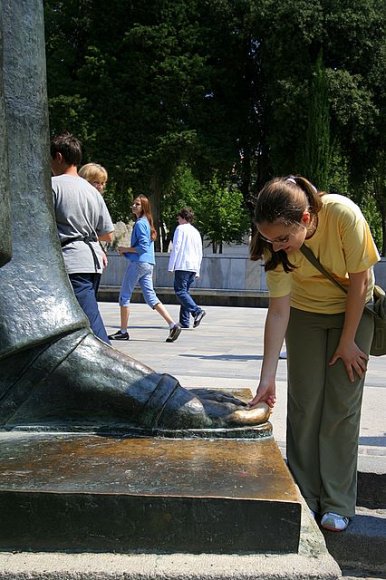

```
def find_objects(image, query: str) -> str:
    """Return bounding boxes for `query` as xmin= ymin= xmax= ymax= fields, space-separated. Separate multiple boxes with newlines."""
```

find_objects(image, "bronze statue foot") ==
xmin=0 ymin=329 xmax=270 ymax=437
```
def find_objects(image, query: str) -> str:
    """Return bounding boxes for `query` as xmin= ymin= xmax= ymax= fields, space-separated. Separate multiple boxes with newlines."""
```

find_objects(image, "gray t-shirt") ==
xmin=52 ymin=174 xmax=114 ymax=274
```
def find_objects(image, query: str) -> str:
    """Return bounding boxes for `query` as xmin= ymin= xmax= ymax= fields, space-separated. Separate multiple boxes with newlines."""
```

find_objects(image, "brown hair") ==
xmin=177 ymin=207 xmax=195 ymax=223
xmin=250 ymin=175 xmax=323 ymax=272
xmin=134 ymin=195 xmax=157 ymax=241
xmin=50 ymin=132 xmax=82 ymax=166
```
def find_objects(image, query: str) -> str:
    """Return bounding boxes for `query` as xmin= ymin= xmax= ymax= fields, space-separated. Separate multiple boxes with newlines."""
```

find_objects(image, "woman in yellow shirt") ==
xmin=250 ymin=175 xmax=379 ymax=532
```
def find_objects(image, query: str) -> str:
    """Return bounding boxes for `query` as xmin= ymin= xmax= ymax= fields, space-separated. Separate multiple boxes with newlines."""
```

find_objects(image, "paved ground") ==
xmin=100 ymin=301 xmax=386 ymax=474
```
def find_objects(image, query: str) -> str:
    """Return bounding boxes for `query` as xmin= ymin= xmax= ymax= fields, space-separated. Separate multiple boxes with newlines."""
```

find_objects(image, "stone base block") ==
xmin=0 ymin=432 xmax=301 ymax=554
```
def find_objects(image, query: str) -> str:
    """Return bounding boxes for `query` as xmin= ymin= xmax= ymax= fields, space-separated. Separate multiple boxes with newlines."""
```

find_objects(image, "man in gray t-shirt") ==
xmin=51 ymin=132 xmax=114 ymax=343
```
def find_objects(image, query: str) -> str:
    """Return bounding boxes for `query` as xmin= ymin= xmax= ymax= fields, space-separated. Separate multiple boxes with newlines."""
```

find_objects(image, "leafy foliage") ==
xmin=44 ymin=0 xmax=386 ymax=252
xmin=162 ymin=164 xmax=250 ymax=252
xmin=196 ymin=174 xmax=251 ymax=253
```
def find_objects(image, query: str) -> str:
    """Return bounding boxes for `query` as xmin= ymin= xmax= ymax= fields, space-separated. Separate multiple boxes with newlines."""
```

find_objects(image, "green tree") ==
xmin=44 ymin=0 xmax=386 ymax=250
xmin=196 ymin=173 xmax=250 ymax=254
xmin=163 ymin=165 xmax=250 ymax=253
xmin=301 ymin=51 xmax=331 ymax=191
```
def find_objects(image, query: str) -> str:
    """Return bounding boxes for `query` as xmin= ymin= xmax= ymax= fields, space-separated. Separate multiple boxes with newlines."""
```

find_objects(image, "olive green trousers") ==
xmin=286 ymin=307 xmax=374 ymax=517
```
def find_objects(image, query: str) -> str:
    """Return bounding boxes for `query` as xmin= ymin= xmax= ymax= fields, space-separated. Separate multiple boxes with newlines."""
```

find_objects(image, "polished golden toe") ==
xmin=228 ymin=402 xmax=271 ymax=426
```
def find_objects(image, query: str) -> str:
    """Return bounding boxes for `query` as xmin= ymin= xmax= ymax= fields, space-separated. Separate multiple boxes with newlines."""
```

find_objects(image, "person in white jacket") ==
xmin=168 ymin=208 xmax=206 ymax=328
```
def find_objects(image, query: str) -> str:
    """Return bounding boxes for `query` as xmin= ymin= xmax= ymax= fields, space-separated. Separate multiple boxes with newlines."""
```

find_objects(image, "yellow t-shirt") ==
xmin=266 ymin=194 xmax=380 ymax=314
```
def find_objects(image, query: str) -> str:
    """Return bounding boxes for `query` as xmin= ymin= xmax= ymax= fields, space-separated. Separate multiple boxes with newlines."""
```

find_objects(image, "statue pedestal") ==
xmin=0 ymin=428 xmax=301 ymax=554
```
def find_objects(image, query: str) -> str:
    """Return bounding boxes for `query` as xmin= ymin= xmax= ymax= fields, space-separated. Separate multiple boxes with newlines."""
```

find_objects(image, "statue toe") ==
xmin=226 ymin=402 xmax=271 ymax=425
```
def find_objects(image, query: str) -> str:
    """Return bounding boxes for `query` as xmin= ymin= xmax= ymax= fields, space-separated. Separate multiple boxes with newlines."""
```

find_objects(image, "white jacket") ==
xmin=168 ymin=223 xmax=203 ymax=275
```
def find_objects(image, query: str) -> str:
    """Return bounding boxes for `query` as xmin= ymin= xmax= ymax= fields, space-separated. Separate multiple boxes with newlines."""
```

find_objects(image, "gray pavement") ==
xmin=100 ymin=301 xmax=386 ymax=477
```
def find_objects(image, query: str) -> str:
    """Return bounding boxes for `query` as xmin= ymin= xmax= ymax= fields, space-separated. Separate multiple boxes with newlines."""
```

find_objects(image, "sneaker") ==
xmin=166 ymin=324 xmax=182 ymax=343
xmin=320 ymin=512 xmax=349 ymax=532
xmin=193 ymin=309 xmax=206 ymax=328
xmin=108 ymin=330 xmax=130 ymax=341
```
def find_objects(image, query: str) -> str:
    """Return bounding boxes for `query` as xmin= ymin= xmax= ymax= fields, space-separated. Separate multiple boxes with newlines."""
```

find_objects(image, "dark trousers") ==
xmin=69 ymin=273 xmax=110 ymax=344
xmin=174 ymin=270 xmax=200 ymax=327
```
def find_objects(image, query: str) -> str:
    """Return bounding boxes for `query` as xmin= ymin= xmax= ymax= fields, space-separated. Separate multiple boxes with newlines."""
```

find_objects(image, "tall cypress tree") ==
xmin=302 ymin=50 xmax=331 ymax=191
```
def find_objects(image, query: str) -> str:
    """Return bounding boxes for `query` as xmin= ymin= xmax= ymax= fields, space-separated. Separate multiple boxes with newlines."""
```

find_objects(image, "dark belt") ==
xmin=61 ymin=234 xmax=101 ymax=272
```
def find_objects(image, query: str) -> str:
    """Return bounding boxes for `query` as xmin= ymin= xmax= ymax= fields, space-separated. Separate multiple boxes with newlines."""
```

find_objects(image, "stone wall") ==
xmin=101 ymin=251 xmax=268 ymax=292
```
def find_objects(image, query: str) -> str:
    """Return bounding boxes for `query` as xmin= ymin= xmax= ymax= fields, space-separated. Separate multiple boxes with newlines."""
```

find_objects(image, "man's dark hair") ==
xmin=50 ymin=132 xmax=82 ymax=166
xmin=177 ymin=207 xmax=194 ymax=223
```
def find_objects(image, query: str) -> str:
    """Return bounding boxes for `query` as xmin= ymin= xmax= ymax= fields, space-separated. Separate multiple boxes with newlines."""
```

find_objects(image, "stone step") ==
xmin=357 ymin=470 xmax=386 ymax=509
xmin=0 ymin=501 xmax=342 ymax=580
xmin=322 ymin=507 xmax=386 ymax=576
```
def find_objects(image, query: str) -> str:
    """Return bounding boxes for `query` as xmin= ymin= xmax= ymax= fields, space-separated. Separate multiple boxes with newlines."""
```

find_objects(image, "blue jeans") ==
xmin=119 ymin=261 xmax=159 ymax=308
xmin=174 ymin=270 xmax=201 ymax=327
xmin=69 ymin=273 xmax=110 ymax=344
